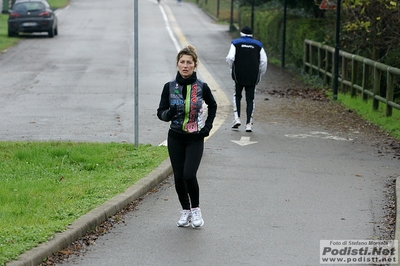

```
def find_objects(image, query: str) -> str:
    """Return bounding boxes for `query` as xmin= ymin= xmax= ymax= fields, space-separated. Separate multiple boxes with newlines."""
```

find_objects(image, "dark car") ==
xmin=8 ymin=0 xmax=58 ymax=38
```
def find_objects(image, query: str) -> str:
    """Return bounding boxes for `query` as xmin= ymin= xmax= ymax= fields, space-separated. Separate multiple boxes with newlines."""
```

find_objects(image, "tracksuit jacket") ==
xmin=157 ymin=72 xmax=217 ymax=141
xmin=226 ymin=36 xmax=268 ymax=86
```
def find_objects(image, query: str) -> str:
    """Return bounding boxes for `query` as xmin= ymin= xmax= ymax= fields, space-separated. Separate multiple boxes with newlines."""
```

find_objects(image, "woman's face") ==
xmin=177 ymin=54 xmax=196 ymax=78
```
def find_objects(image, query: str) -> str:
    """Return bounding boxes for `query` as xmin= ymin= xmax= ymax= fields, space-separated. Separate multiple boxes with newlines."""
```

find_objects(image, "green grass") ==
xmin=0 ymin=14 xmax=19 ymax=50
xmin=298 ymin=71 xmax=400 ymax=141
xmin=0 ymin=1 xmax=171 ymax=264
xmin=334 ymin=93 xmax=400 ymax=139
xmin=47 ymin=0 xmax=70 ymax=9
xmin=0 ymin=141 xmax=168 ymax=265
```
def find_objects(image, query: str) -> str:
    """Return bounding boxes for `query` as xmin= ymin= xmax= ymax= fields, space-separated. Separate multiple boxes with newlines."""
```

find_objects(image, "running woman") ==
xmin=157 ymin=45 xmax=217 ymax=228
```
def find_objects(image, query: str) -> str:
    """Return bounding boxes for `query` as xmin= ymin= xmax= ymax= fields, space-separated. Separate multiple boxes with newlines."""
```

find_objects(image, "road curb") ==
xmin=6 ymin=158 xmax=172 ymax=266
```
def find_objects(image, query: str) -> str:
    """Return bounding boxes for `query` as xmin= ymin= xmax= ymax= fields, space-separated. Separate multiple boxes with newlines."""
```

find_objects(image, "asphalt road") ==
xmin=0 ymin=0 xmax=170 ymax=144
xmin=2 ymin=0 xmax=400 ymax=265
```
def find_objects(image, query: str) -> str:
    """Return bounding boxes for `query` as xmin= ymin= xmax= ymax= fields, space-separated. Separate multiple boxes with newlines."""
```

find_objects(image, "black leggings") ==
xmin=167 ymin=135 xmax=204 ymax=210
xmin=234 ymin=83 xmax=255 ymax=124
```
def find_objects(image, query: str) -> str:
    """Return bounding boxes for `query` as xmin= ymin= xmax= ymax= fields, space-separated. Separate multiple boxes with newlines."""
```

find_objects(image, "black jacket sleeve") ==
xmin=157 ymin=83 xmax=172 ymax=122
xmin=202 ymin=83 xmax=217 ymax=130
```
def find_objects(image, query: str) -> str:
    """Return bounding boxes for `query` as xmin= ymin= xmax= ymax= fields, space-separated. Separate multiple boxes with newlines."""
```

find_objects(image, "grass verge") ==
xmin=299 ymin=71 xmax=400 ymax=141
xmin=0 ymin=141 xmax=168 ymax=265
xmin=334 ymin=93 xmax=400 ymax=140
xmin=0 ymin=1 xmax=170 ymax=264
xmin=0 ymin=14 xmax=19 ymax=51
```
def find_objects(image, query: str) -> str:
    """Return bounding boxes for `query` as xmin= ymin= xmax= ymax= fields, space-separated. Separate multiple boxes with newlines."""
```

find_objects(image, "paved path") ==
xmin=57 ymin=1 xmax=400 ymax=265
xmin=6 ymin=0 xmax=400 ymax=265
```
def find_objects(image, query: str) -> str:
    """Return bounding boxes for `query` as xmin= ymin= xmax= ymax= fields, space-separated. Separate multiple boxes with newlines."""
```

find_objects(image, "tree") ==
xmin=238 ymin=0 xmax=325 ymax=18
xmin=341 ymin=0 xmax=400 ymax=65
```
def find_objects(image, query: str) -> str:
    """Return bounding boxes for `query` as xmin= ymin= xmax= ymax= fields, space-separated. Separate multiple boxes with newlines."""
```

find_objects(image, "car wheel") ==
xmin=48 ymin=28 xmax=55 ymax=38
xmin=8 ymin=29 xmax=18 ymax=37
xmin=54 ymin=26 xmax=58 ymax=36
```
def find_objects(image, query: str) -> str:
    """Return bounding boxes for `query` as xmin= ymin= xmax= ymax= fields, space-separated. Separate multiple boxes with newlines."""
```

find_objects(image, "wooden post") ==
xmin=372 ymin=65 xmax=381 ymax=111
xmin=303 ymin=41 xmax=307 ymax=73
xmin=351 ymin=57 xmax=358 ymax=98
xmin=324 ymin=49 xmax=329 ymax=85
xmin=331 ymin=52 xmax=335 ymax=88
xmin=386 ymin=69 xmax=394 ymax=117
xmin=362 ymin=64 xmax=369 ymax=102
xmin=310 ymin=45 xmax=314 ymax=75
xmin=341 ymin=56 xmax=347 ymax=93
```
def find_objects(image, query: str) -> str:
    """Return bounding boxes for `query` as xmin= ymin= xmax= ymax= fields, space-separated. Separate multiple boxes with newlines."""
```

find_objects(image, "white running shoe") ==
xmin=177 ymin=210 xmax=192 ymax=227
xmin=191 ymin=207 xmax=204 ymax=228
xmin=245 ymin=123 xmax=252 ymax=132
xmin=231 ymin=118 xmax=241 ymax=129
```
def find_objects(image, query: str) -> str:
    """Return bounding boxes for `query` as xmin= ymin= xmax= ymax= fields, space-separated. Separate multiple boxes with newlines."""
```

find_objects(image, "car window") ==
xmin=13 ymin=2 xmax=45 ymax=12
xmin=13 ymin=3 xmax=27 ymax=12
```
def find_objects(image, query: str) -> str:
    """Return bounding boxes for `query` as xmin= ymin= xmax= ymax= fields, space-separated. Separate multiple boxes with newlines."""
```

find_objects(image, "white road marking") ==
xmin=231 ymin=136 xmax=258 ymax=146
xmin=285 ymin=131 xmax=352 ymax=141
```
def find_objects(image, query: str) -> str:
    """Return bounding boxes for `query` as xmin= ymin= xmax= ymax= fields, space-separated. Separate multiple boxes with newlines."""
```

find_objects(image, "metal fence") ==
xmin=304 ymin=39 xmax=400 ymax=117
xmin=194 ymin=0 xmax=239 ymax=30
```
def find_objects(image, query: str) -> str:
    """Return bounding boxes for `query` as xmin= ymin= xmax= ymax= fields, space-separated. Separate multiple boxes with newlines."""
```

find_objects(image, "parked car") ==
xmin=7 ymin=0 xmax=58 ymax=38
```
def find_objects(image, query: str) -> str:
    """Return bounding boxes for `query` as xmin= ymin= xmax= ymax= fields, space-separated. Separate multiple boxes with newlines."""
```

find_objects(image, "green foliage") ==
xmin=341 ymin=0 xmax=400 ymax=65
xmin=192 ymin=0 xmax=239 ymax=22
xmin=236 ymin=0 xmax=322 ymax=16
xmin=239 ymin=8 xmax=331 ymax=68
xmin=234 ymin=3 xmax=399 ymax=102
xmin=0 ymin=142 xmax=168 ymax=265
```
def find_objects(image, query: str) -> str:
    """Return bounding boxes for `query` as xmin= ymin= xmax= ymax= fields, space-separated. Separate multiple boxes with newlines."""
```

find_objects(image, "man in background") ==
xmin=226 ymin=26 xmax=268 ymax=132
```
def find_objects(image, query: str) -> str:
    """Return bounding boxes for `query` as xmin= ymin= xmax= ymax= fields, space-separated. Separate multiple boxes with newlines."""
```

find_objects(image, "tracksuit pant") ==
xmin=233 ymin=83 xmax=255 ymax=124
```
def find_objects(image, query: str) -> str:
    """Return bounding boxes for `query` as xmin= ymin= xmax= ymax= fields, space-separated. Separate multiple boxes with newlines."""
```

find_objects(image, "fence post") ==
xmin=372 ymin=65 xmax=381 ymax=111
xmin=386 ymin=69 xmax=394 ymax=117
xmin=303 ymin=40 xmax=399 ymax=115
xmin=362 ymin=63 xmax=369 ymax=102
xmin=304 ymin=41 xmax=308 ymax=74
xmin=331 ymin=52 xmax=335 ymax=90
xmin=351 ymin=56 xmax=357 ymax=97
xmin=309 ymin=43 xmax=313 ymax=75
xmin=318 ymin=45 xmax=322 ymax=78
xmin=324 ymin=49 xmax=329 ymax=85
xmin=341 ymin=56 xmax=347 ymax=93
